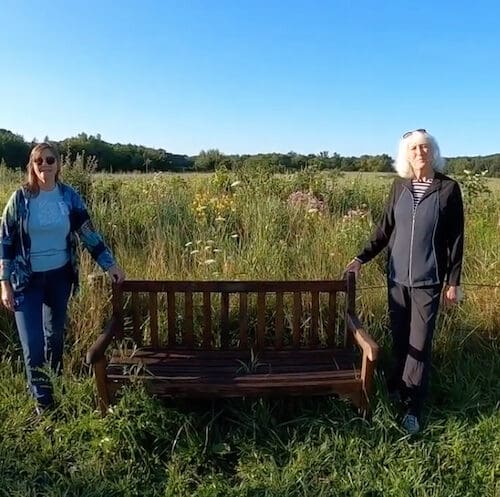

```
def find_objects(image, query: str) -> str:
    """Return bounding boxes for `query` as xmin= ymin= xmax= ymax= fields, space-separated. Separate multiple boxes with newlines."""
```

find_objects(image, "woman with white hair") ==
xmin=345 ymin=129 xmax=464 ymax=434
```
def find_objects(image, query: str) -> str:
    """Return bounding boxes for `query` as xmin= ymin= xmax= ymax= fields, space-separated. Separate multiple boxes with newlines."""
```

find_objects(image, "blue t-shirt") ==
xmin=27 ymin=188 xmax=70 ymax=272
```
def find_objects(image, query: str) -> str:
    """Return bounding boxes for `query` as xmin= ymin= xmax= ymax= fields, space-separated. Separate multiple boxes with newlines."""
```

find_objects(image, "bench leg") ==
xmin=94 ymin=356 xmax=110 ymax=416
xmin=360 ymin=356 xmax=376 ymax=417
xmin=347 ymin=391 xmax=363 ymax=410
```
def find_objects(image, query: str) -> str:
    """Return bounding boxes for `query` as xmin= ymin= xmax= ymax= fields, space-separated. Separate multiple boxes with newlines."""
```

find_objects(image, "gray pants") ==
xmin=387 ymin=281 xmax=442 ymax=416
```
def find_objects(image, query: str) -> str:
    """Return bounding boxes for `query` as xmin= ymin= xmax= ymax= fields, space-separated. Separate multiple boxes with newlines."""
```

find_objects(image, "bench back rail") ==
xmin=111 ymin=276 xmax=356 ymax=351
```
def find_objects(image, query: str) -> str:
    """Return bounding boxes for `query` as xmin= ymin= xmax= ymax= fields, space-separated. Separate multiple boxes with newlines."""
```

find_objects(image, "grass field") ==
xmin=0 ymin=165 xmax=498 ymax=496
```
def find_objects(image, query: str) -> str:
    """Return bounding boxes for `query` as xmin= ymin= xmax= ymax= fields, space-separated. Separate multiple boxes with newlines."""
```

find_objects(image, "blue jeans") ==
xmin=14 ymin=263 xmax=73 ymax=408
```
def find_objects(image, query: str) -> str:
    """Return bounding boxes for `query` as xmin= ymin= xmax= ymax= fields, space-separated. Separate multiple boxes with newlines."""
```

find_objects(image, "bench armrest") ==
xmin=86 ymin=317 xmax=120 ymax=365
xmin=347 ymin=312 xmax=379 ymax=362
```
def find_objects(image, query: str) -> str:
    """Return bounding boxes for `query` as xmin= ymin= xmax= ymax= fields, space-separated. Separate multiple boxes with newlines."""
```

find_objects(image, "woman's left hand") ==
xmin=107 ymin=265 xmax=126 ymax=284
xmin=443 ymin=285 xmax=463 ymax=306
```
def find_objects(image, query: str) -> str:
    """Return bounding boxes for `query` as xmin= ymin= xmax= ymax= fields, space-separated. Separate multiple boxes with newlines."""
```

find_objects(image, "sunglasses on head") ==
xmin=402 ymin=128 xmax=427 ymax=139
xmin=34 ymin=156 xmax=56 ymax=166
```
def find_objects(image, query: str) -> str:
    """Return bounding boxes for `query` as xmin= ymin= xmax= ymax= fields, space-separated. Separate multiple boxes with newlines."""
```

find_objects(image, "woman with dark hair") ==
xmin=0 ymin=142 xmax=125 ymax=414
xmin=345 ymin=129 xmax=464 ymax=434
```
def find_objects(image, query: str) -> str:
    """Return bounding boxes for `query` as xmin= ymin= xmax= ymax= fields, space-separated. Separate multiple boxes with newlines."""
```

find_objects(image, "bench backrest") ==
xmin=111 ymin=273 xmax=356 ymax=351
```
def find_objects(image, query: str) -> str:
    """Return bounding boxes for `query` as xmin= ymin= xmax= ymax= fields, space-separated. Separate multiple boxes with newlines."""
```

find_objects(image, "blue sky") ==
xmin=1 ymin=0 xmax=499 ymax=157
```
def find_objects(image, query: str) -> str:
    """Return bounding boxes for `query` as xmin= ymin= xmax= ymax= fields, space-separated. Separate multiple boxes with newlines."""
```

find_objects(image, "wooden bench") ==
xmin=86 ymin=272 xmax=379 ymax=416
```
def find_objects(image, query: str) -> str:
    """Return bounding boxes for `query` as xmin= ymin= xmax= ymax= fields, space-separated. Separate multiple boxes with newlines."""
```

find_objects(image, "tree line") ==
xmin=1 ymin=128 xmax=499 ymax=176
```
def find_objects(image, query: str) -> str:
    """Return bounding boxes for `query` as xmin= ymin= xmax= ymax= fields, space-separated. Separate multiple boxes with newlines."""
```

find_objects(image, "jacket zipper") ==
xmin=408 ymin=197 xmax=418 ymax=286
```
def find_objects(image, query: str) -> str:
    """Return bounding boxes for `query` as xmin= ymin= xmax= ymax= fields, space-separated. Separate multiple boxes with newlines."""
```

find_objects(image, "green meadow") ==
xmin=0 ymin=163 xmax=498 ymax=497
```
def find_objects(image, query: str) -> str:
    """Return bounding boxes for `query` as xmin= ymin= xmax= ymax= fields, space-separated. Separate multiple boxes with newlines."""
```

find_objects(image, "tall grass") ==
xmin=0 ymin=166 xmax=498 ymax=496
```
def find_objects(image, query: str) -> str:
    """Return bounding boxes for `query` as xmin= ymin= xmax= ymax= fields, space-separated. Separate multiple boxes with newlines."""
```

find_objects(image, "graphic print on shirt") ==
xmin=34 ymin=198 xmax=68 ymax=229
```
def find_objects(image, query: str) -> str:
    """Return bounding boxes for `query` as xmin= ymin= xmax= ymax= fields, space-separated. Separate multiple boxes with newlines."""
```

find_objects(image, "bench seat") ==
xmin=107 ymin=348 xmax=361 ymax=398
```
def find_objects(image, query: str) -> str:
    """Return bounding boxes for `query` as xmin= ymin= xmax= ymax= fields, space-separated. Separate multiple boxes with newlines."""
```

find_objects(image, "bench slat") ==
xmin=131 ymin=292 xmax=141 ymax=344
xmin=275 ymin=292 xmax=284 ymax=349
xmin=107 ymin=374 xmax=361 ymax=398
xmin=108 ymin=368 xmax=358 ymax=382
xmin=108 ymin=361 xmax=357 ymax=373
xmin=107 ymin=379 xmax=361 ymax=398
xmin=149 ymin=292 xmax=159 ymax=348
xmin=110 ymin=347 xmax=357 ymax=364
xmin=203 ymin=292 xmax=212 ymax=349
xmin=310 ymin=291 xmax=319 ymax=347
xmin=292 ymin=292 xmax=301 ymax=348
xmin=120 ymin=280 xmax=346 ymax=293
xmin=257 ymin=292 xmax=266 ymax=350
xmin=328 ymin=292 xmax=337 ymax=347
xmin=167 ymin=291 xmax=176 ymax=347
xmin=239 ymin=293 xmax=248 ymax=349
xmin=220 ymin=292 xmax=230 ymax=349
xmin=184 ymin=292 xmax=194 ymax=347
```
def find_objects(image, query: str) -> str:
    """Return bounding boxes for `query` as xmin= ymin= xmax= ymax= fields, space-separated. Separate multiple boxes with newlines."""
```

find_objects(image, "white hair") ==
xmin=393 ymin=131 xmax=445 ymax=178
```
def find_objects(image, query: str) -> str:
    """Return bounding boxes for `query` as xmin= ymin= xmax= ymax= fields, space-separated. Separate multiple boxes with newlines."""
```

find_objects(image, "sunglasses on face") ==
xmin=34 ymin=156 xmax=56 ymax=166
xmin=402 ymin=128 xmax=427 ymax=139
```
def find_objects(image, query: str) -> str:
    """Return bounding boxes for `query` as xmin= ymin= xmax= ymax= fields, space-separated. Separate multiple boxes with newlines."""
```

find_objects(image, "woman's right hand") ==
xmin=1 ymin=281 xmax=15 ymax=312
xmin=344 ymin=258 xmax=362 ymax=278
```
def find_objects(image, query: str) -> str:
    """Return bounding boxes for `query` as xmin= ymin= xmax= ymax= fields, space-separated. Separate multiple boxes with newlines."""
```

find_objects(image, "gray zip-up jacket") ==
xmin=356 ymin=172 xmax=464 ymax=287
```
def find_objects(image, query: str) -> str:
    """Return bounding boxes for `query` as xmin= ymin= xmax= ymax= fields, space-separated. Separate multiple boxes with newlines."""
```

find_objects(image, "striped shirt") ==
xmin=411 ymin=178 xmax=433 ymax=209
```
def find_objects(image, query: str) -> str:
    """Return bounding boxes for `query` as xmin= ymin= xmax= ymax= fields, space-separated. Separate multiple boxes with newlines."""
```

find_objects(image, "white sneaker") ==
xmin=402 ymin=414 xmax=420 ymax=434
